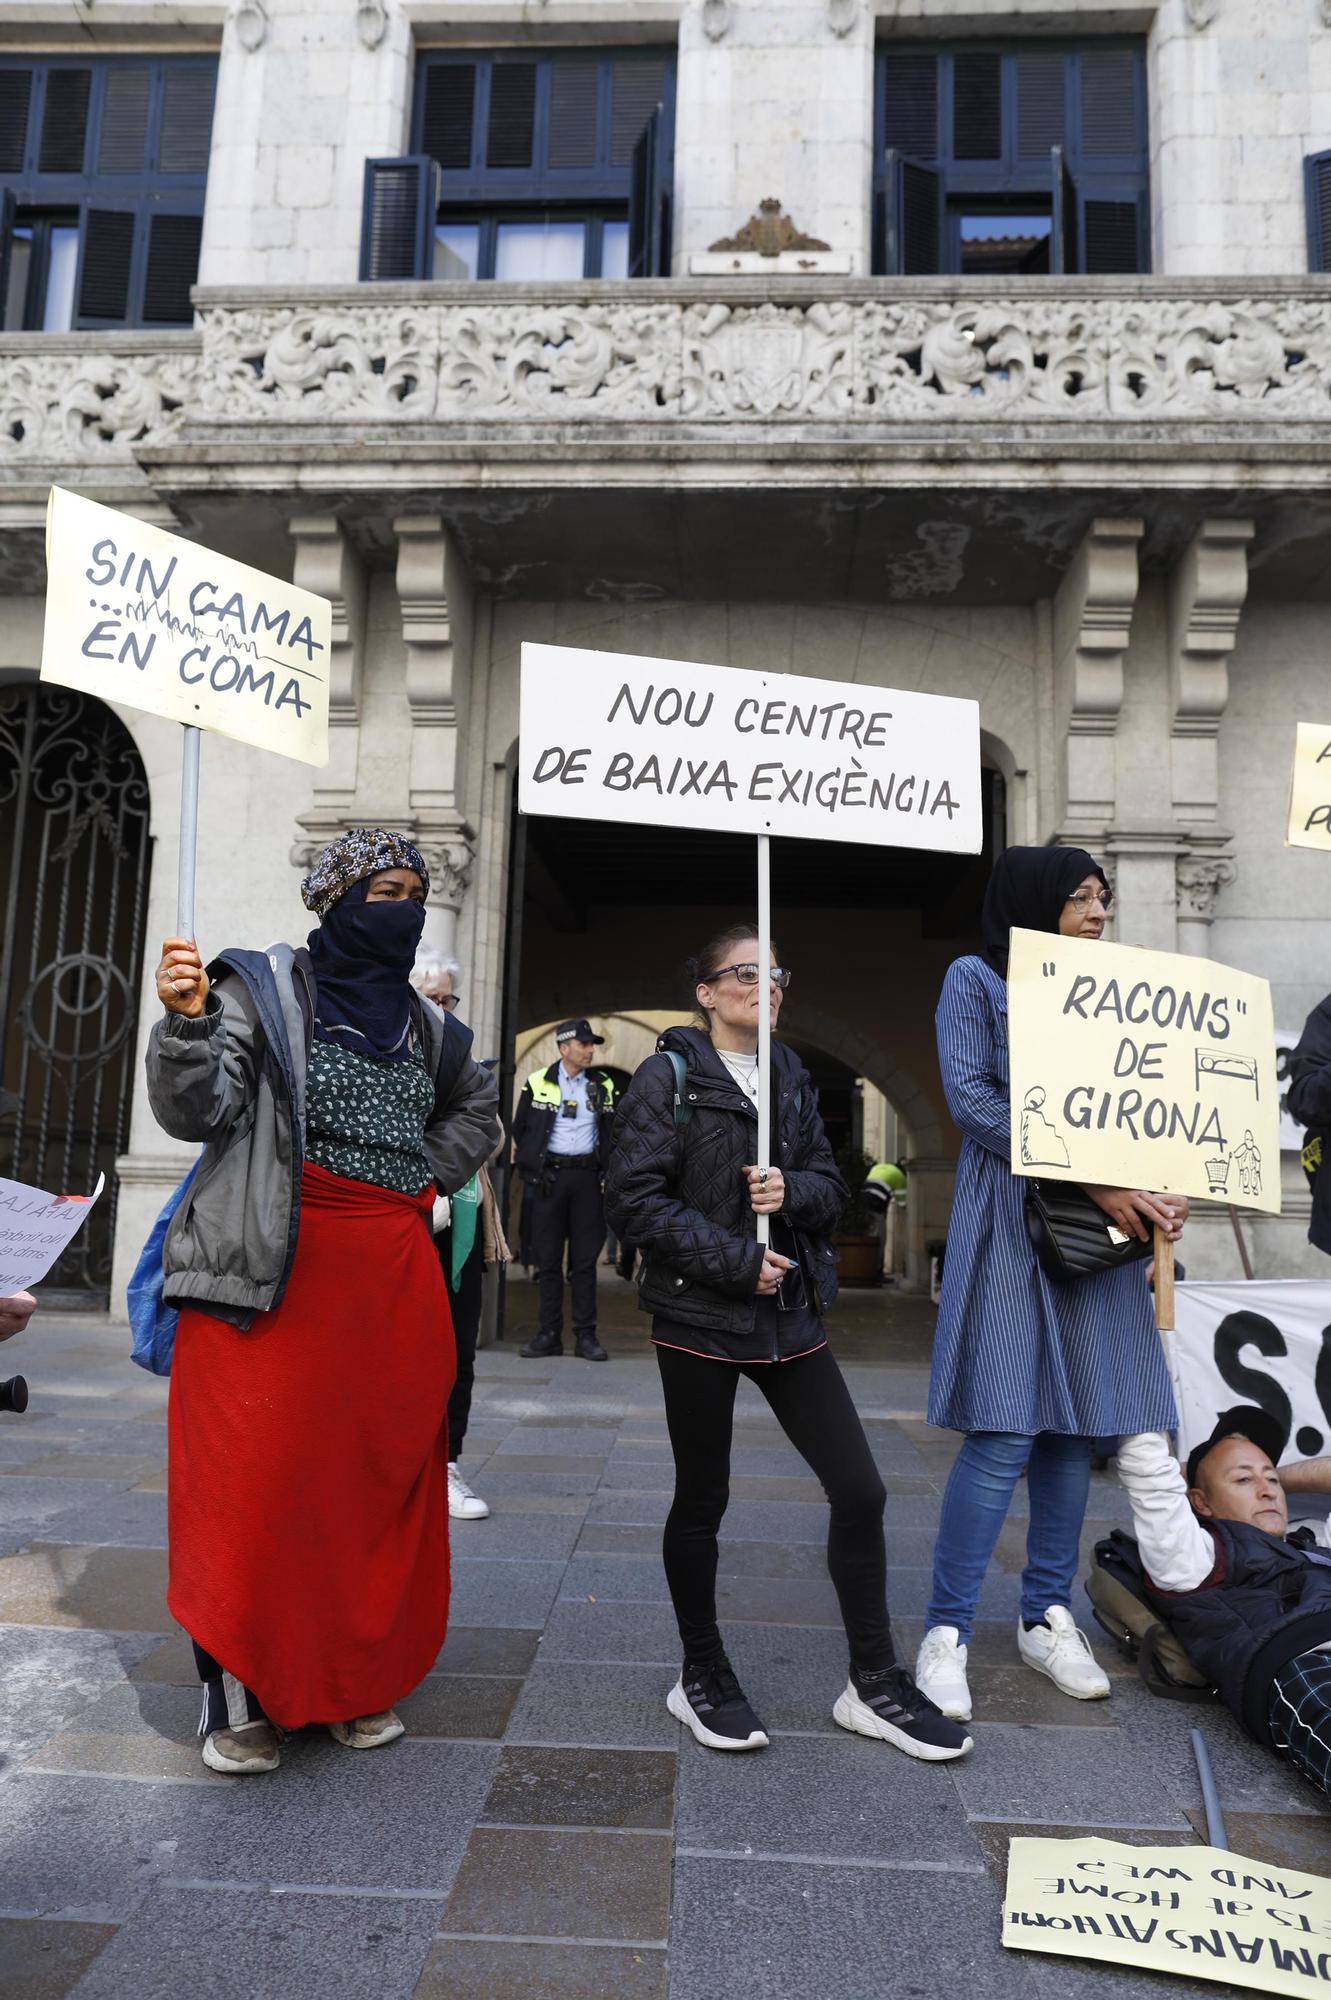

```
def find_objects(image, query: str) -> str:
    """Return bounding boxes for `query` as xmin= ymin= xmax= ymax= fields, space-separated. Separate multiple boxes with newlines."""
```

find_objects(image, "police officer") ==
xmin=513 ymin=1019 xmax=616 ymax=1361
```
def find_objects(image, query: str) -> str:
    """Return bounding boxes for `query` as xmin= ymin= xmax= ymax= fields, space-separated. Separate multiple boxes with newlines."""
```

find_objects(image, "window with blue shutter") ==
xmin=394 ymin=48 xmax=675 ymax=280
xmin=874 ymin=42 xmax=1149 ymax=276
xmin=0 ymin=55 xmax=215 ymax=330
xmin=1306 ymin=151 xmax=1331 ymax=273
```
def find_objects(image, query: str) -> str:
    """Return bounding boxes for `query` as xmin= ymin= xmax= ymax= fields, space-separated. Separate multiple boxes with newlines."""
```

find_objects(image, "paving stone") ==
xmin=484 ymin=1491 xmax=589 ymax=1517
xmin=676 ymin=1728 xmax=983 ymax=1864
xmin=576 ymin=1523 xmax=664 ymax=1558
xmin=1106 ymin=1673 xmax=1329 ymax=1817
xmin=479 ymin=1745 xmax=675 ymax=1829
xmin=597 ymin=1461 xmax=677 ymax=1492
xmin=7 ymin=1452 xmax=166 ymax=1484
xmin=969 ymin=1820 xmax=1199 ymax=1897
xmin=668 ymin=1856 xmax=1029 ymax=2000
xmin=0 ymin=1916 xmax=119 ymax=1996
xmin=415 ymin=1938 xmax=666 ymax=2000
xmin=25 ymin=1681 xmax=221 ymax=1782
xmin=495 ymin=1426 xmax=616 ymax=1457
xmin=71 ymin=1885 xmax=442 ymax=2000
xmin=585 ymin=1492 xmax=672 ymax=1528
xmin=1182 ymin=1808 xmax=1331 ymax=1874
xmin=443 ymin=1511 xmax=584 ymax=1561
xmin=950 ymin=1723 xmax=1189 ymax=1830
xmin=127 ymin=1629 xmax=197 ymax=1686
xmin=961 ymin=1665 xmax=1119 ymax=1728
xmin=723 ymin=1624 xmax=858 ymax=1735
xmin=536 ymin=1601 xmax=681 ymax=1666
xmin=441 ymin=1827 xmax=672 ymax=1942
xmin=506 ymin=1663 xmax=679 ymax=1749
xmin=474 ymin=1469 xmax=602 ymax=1498
xmin=559 ymin=1554 xmax=671 ymax=1603
xmin=0 ymin=1770 xmax=227 ymax=1918
xmin=431 ymin=1626 xmax=541 ymax=1678
xmin=723 ymin=1474 xmax=831 ymax=1503
xmin=0 ymin=1624 xmax=160 ymax=1764
xmin=448 ymin=1559 xmax=566 ymax=1629
xmin=396 ymin=1677 xmax=522 ymax=1740
xmin=0 ymin=1484 xmax=170 ymax=1550
xmin=0 ymin=1543 xmax=169 ymax=1632
xmin=880 ymin=1567 xmax=1023 ymax=1621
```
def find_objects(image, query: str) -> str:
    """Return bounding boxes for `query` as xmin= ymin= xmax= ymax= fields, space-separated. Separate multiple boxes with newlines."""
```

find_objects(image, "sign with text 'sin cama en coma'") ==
xmin=1007 ymin=928 xmax=1280 ymax=1215
xmin=41 ymin=487 xmax=329 ymax=767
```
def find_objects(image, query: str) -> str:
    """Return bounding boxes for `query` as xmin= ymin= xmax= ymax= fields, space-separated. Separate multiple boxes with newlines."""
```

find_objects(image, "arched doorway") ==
xmin=0 ymin=684 xmax=153 ymax=1301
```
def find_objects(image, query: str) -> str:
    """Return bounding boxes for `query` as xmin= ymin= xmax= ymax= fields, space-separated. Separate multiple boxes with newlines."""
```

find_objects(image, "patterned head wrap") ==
xmin=300 ymin=828 xmax=429 ymax=919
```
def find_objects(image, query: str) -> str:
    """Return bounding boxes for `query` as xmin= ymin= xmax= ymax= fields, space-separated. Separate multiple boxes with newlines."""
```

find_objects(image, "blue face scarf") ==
xmin=307 ymin=879 xmax=426 ymax=1062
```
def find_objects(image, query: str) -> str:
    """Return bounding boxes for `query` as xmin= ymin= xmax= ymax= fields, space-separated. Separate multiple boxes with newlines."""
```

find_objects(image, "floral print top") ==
xmin=305 ymin=1040 xmax=434 ymax=1194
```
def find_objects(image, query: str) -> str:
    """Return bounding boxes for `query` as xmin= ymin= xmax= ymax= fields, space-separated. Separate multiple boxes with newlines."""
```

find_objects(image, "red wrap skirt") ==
xmin=167 ymin=1160 xmax=455 ymax=1729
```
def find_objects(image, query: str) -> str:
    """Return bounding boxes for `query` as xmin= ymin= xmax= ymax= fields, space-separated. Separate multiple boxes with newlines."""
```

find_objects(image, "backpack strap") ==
xmin=664 ymin=1049 xmax=690 ymax=1126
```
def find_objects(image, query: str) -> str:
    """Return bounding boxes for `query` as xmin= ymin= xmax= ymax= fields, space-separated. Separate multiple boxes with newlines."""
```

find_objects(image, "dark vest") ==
xmin=1145 ymin=1517 xmax=1331 ymax=1746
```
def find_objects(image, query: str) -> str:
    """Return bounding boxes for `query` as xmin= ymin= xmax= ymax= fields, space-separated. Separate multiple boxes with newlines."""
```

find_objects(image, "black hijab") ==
xmin=980 ymin=845 xmax=1107 ymax=974
xmin=307 ymin=878 xmax=427 ymax=1062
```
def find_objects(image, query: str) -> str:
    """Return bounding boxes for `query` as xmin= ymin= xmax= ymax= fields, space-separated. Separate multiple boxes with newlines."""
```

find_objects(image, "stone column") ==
xmin=1052 ymin=518 xmax=1143 ymax=837
xmin=1168 ymin=519 xmax=1253 ymax=825
xmin=899 ymin=1154 xmax=955 ymax=1297
xmin=290 ymin=516 xmax=367 ymax=812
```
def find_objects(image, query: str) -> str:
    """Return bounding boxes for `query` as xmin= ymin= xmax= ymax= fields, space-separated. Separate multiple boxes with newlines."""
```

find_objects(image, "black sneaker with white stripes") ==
xmin=833 ymin=1664 xmax=973 ymax=1761
xmin=667 ymin=1658 xmax=769 ymax=1751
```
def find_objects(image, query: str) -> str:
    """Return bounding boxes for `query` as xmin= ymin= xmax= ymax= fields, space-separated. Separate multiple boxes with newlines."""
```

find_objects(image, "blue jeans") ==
xmin=926 ymin=1430 xmax=1092 ymax=1642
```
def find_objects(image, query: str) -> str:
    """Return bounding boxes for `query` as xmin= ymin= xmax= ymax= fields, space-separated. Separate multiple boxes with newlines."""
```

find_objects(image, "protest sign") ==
xmin=1287 ymin=724 xmax=1331 ymax=853
xmin=517 ymin=642 xmax=983 ymax=854
xmin=1008 ymin=928 xmax=1280 ymax=1215
xmin=1004 ymin=1836 xmax=1331 ymax=1996
xmin=0 ymin=1173 xmax=104 ymax=1296
xmin=1174 ymin=1279 xmax=1331 ymax=1465
xmin=41 ymin=487 xmax=330 ymax=768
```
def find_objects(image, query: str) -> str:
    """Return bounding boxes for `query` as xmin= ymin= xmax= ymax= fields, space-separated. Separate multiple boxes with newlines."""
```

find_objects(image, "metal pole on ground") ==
xmin=1191 ymin=1727 xmax=1229 ymax=1849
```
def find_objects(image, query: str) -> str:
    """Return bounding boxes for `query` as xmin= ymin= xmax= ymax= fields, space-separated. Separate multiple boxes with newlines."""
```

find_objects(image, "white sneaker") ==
xmin=914 ymin=1625 xmax=972 ymax=1722
xmin=1017 ymin=1605 xmax=1111 ymax=1700
xmin=448 ymin=1463 xmax=490 ymax=1520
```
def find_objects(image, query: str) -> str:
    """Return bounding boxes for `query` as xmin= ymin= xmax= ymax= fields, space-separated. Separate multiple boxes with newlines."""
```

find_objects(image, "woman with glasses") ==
xmin=605 ymin=924 xmax=972 ymax=1764
xmin=916 ymin=847 xmax=1187 ymax=1724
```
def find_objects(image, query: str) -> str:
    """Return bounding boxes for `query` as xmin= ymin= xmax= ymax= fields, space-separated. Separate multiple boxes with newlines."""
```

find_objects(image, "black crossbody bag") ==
xmin=1024 ymin=1180 xmax=1152 ymax=1284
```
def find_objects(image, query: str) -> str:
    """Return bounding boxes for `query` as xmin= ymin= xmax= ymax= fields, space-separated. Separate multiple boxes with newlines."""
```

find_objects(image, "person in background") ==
xmin=147 ymin=830 xmax=500 ymax=1776
xmin=413 ymin=954 xmax=510 ymax=1521
xmin=1116 ymin=1410 xmax=1331 ymax=1798
xmin=1287 ymin=990 xmax=1331 ymax=1258
xmin=0 ymin=1292 xmax=36 ymax=1338
xmin=513 ymin=1019 xmax=617 ymax=1362
xmin=917 ymin=847 xmax=1187 ymax=1724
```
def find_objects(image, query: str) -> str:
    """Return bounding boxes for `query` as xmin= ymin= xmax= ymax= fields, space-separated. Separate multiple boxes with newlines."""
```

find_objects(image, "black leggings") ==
xmin=655 ymin=1342 xmax=894 ymax=1674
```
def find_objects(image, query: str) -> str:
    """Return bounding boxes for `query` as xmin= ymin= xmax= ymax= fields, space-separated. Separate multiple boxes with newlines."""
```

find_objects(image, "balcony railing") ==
xmin=2 ymin=278 xmax=1330 ymax=478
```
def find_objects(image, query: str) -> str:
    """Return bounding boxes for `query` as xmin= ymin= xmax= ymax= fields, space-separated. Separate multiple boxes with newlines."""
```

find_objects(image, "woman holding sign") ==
xmin=916 ymin=847 xmax=1187 ymax=1725
xmin=146 ymin=830 xmax=500 ymax=1775
xmin=606 ymin=926 xmax=972 ymax=1764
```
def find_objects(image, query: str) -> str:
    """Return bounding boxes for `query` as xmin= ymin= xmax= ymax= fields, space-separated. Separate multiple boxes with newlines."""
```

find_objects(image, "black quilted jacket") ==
xmin=604 ymin=1025 xmax=848 ymax=1359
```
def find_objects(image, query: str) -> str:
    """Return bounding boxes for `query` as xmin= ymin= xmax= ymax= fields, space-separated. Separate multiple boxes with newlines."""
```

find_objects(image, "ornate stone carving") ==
xmin=1108 ymin=299 xmax=1331 ymax=417
xmin=859 ymin=300 xmax=1102 ymax=417
xmin=437 ymin=304 xmax=681 ymax=420
xmin=197 ymin=306 xmax=437 ymax=420
xmin=0 ymin=344 xmax=199 ymax=458
xmin=1053 ymin=519 xmax=1144 ymax=827
xmin=708 ymin=201 xmax=831 ymax=257
xmin=702 ymin=0 xmax=733 ymax=40
xmin=289 ymin=516 xmax=367 ymax=726
xmin=682 ymin=301 xmax=854 ymax=419
xmin=1168 ymin=519 xmax=1253 ymax=822
xmin=356 ymin=0 xmax=388 ymax=49
xmin=1176 ymin=855 xmax=1236 ymax=924
xmin=234 ymin=0 xmax=269 ymax=51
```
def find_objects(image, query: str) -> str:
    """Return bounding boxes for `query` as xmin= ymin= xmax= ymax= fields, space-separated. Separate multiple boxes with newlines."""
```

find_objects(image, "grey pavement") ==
xmin=1 ymin=1279 xmax=1328 ymax=1999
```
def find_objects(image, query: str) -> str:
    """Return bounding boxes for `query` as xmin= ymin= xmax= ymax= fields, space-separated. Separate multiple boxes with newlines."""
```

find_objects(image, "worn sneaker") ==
xmin=834 ymin=1665 xmax=973 ymax=1762
xmin=448 ymin=1462 xmax=491 ymax=1520
xmin=1017 ymin=1606 xmax=1111 ymax=1700
xmin=328 ymin=1709 xmax=406 ymax=1750
xmin=201 ymin=1720 xmax=281 ymax=1774
xmin=915 ymin=1625 xmax=972 ymax=1722
xmin=667 ymin=1660 xmax=769 ymax=1751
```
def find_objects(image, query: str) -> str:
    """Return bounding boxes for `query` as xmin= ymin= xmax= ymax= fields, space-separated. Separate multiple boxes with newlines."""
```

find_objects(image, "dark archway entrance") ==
xmin=0 ymin=684 xmax=153 ymax=1300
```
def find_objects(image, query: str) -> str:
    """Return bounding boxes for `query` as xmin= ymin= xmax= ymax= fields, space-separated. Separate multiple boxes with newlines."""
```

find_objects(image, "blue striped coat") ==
xmin=928 ymin=954 xmax=1178 ymax=1438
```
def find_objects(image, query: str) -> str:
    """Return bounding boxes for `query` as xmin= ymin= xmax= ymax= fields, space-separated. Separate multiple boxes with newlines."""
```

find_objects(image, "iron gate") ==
xmin=0 ymin=683 xmax=153 ymax=1299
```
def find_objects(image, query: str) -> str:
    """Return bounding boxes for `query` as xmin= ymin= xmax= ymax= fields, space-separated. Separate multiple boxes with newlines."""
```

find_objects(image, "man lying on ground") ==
xmin=1116 ymin=1409 xmax=1331 ymax=1800
xmin=0 ymin=1292 xmax=36 ymax=1339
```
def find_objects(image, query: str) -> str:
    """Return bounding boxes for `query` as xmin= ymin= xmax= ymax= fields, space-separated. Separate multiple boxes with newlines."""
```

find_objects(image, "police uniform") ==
xmin=512 ymin=1018 xmax=617 ymax=1360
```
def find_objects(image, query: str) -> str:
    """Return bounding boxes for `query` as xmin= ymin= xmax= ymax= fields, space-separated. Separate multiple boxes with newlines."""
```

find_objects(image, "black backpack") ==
xmin=1085 ymin=1530 xmax=1214 ymax=1703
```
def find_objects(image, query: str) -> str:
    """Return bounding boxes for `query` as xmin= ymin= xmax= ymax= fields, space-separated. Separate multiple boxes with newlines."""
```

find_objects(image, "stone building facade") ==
xmin=0 ymin=0 xmax=1327 ymax=1304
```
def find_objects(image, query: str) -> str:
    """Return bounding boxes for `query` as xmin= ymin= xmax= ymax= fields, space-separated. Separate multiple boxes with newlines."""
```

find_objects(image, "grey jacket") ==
xmin=145 ymin=943 xmax=501 ymax=1328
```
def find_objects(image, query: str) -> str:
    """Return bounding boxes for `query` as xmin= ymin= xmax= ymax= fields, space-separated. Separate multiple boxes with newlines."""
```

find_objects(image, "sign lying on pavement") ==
xmin=1005 ymin=1837 xmax=1331 ymax=1997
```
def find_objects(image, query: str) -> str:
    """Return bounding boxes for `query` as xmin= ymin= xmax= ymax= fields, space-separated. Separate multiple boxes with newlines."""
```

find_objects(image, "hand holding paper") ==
xmin=0 ymin=1292 xmax=36 ymax=1340
xmin=0 ymin=1174 xmax=105 ymax=1297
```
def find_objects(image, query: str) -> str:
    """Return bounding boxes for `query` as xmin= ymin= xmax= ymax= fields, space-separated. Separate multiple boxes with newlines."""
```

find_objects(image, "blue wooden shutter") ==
xmin=360 ymin=156 xmax=439 ymax=280
xmin=1050 ymin=145 xmax=1077 ymax=274
xmin=627 ymin=105 xmax=671 ymax=277
xmin=884 ymin=149 xmax=940 ymax=275
xmin=1307 ymin=151 xmax=1331 ymax=272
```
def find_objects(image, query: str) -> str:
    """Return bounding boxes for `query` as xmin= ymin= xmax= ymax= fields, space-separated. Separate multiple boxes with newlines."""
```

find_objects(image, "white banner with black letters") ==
xmin=1174 ymin=1280 xmax=1331 ymax=1465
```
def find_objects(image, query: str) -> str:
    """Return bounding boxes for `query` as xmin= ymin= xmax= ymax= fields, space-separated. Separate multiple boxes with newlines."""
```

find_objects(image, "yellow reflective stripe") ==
xmin=528 ymin=1071 xmax=562 ymax=1106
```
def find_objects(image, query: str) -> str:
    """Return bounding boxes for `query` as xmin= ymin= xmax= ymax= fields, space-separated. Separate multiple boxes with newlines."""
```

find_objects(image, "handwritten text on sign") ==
xmin=1008 ymin=929 xmax=1280 ymax=1214
xmin=518 ymin=643 xmax=982 ymax=853
xmin=1287 ymin=722 xmax=1331 ymax=852
xmin=1004 ymin=1836 xmax=1331 ymax=1998
xmin=1173 ymin=1279 xmax=1331 ymax=1465
xmin=0 ymin=1173 xmax=104 ymax=1296
xmin=41 ymin=488 xmax=330 ymax=767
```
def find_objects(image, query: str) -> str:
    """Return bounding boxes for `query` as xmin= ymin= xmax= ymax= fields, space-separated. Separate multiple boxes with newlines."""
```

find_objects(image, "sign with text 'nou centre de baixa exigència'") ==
xmin=517 ymin=643 xmax=983 ymax=854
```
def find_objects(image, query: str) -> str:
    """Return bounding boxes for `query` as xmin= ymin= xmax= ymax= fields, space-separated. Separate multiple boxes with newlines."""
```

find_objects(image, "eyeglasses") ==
xmin=1065 ymin=888 xmax=1113 ymax=914
xmin=438 ymin=993 xmax=460 ymax=1013
xmin=702 ymin=963 xmax=793 ymax=990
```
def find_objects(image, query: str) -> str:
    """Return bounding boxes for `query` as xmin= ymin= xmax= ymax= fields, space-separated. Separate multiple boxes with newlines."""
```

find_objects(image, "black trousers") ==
xmin=192 ymin=1639 xmax=269 ymax=1734
xmin=655 ymin=1341 xmax=894 ymax=1674
xmin=440 ymin=1230 xmax=483 ymax=1462
xmin=532 ymin=1163 xmax=604 ymax=1338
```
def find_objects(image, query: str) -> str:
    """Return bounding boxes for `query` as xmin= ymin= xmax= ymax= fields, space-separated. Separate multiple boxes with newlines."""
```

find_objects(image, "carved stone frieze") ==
xmin=197 ymin=307 xmax=437 ymax=420
xmin=436 ymin=304 xmax=681 ymax=420
xmin=1108 ymin=299 xmax=1331 ymax=417
xmin=859 ymin=301 xmax=1102 ymax=417
xmin=682 ymin=301 xmax=854 ymax=419
xmin=0 ymin=346 xmax=199 ymax=457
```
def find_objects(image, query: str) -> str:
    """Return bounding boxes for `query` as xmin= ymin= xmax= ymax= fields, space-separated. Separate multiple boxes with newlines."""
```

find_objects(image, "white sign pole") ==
xmin=756 ymin=832 xmax=772 ymax=1250
xmin=176 ymin=724 xmax=201 ymax=939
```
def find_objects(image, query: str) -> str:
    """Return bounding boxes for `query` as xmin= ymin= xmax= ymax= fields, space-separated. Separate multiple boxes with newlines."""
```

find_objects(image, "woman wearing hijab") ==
xmin=915 ymin=847 xmax=1187 ymax=1725
xmin=146 ymin=830 xmax=500 ymax=1775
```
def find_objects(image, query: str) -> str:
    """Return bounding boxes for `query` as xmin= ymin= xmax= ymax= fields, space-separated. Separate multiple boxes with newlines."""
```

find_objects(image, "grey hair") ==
xmin=411 ymin=952 xmax=463 ymax=992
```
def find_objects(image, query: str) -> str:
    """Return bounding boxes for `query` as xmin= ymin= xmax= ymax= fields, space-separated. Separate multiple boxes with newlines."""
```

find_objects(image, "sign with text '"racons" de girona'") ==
xmin=1008 ymin=928 xmax=1280 ymax=1214
xmin=518 ymin=643 xmax=983 ymax=853
xmin=41 ymin=487 xmax=329 ymax=766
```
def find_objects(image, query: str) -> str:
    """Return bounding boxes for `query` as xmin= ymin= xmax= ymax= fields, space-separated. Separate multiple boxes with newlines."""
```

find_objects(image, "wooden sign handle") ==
xmin=1153 ymin=1223 xmax=1175 ymax=1334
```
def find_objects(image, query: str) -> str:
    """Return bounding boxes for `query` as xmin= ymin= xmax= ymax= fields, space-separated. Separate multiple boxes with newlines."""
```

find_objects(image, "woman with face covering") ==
xmin=145 ymin=830 xmax=500 ymax=1776
xmin=915 ymin=847 xmax=1188 ymax=1725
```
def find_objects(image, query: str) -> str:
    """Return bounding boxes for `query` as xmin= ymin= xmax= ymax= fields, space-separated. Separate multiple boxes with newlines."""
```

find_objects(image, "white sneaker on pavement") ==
xmin=1017 ymin=1605 xmax=1110 ymax=1699
xmin=914 ymin=1625 xmax=972 ymax=1722
xmin=448 ymin=1463 xmax=490 ymax=1520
